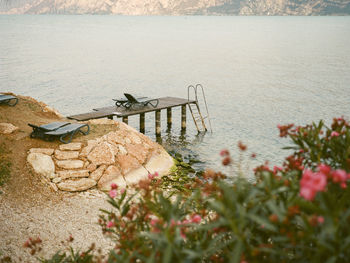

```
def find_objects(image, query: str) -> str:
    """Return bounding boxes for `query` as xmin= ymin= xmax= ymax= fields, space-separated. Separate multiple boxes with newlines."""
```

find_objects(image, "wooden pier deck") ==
xmin=67 ymin=96 xmax=196 ymax=135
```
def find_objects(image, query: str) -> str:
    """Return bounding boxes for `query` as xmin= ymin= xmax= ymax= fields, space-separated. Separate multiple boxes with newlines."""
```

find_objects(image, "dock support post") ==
xmin=122 ymin=116 xmax=128 ymax=124
xmin=167 ymin=108 xmax=172 ymax=129
xmin=140 ymin=113 xmax=145 ymax=134
xmin=181 ymin=105 xmax=186 ymax=131
xmin=155 ymin=110 xmax=161 ymax=136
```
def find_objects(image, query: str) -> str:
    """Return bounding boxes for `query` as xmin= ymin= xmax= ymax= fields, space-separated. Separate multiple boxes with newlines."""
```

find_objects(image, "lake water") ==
xmin=1 ymin=15 xmax=350 ymax=172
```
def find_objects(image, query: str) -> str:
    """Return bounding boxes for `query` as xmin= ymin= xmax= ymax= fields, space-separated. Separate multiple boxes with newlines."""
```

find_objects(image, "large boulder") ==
xmin=116 ymin=154 xmax=142 ymax=175
xmin=144 ymin=149 xmax=175 ymax=176
xmin=27 ymin=153 xmax=55 ymax=179
xmin=98 ymin=165 xmax=126 ymax=190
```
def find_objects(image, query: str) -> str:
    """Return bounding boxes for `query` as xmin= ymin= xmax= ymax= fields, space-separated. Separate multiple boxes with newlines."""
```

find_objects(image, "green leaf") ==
xmin=230 ymin=239 xmax=243 ymax=263
xmin=247 ymin=213 xmax=278 ymax=232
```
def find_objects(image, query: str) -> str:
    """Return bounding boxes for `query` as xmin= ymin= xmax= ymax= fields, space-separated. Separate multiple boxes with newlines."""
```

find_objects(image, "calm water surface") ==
xmin=1 ymin=15 xmax=350 ymax=172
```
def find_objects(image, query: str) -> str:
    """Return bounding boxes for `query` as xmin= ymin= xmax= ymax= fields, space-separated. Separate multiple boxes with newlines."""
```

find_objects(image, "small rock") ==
xmin=29 ymin=148 xmax=55 ymax=155
xmin=59 ymin=142 xmax=82 ymax=151
xmin=54 ymin=150 xmax=79 ymax=160
xmin=86 ymin=163 xmax=97 ymax=172
xmin=117 ymin=145 xmax=127 ymax=155
xmin=57 ymin=178 xmax=97 ymax=192
xmin=129 ymin=132 xmax=142 ymax=144
xmin=27 ymin=153 xmax=55 ymax=179
xmin=0 ymin=123 xmax=18 ymax=134
xmin=89 ymin=165 xmax=106 ymax=182
xmin=80 ymin=140 xmax=99 ymax=157
xmin=56 ymin=160 xmax=84 ymax=169
xmin=52 ymin=177 xmax=62 ymax=184
xmin=87 ymin=141 xmax=116 ymax=165
xmin=49 ymin=182 xmax=58 ymax=192
xmin=57 ymin=170 xmax=90 ymax=180
xmin=106 ymin=131 xmax=125 ymax=145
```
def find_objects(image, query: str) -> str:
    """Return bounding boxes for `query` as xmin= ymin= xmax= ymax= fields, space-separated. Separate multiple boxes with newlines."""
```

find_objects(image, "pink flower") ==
xmin=181 ymin=219 xmax=191 ymax=225
xmin=109 ymin=189 xmax=117 ymax=198
xmin=318 ymin=164 xmax=331 ymax=175
xmin=106 ymin=221 xmax=114 ymax=228
xmin=300 ymin=170 xmax=327 ymax=201
xmin=331 ymin=131 xmax=340 ymax=137
xmin=317 ymin=216 xmax=324 ymax=224
xmin=110 ymin=183 xmax=118 ymax=190
xmin=331 ymin=169 xmax=347 ymax=183
xmin=150 ymin=219 xmax=159 ymax=226
xmin=273 ymin=166 xmax=283 ymax=174
xmin=170 ymin=219 xmax=177 ymax=227
xmin=300 ymin=187 xmax=316 ymax=201
xmin=191 ymin=214 xmax=202 ymax=224
xmin=148 ymin=172 xmax=159 ymax=180
xmin=120 ymin=188 xmax=126 ymax=194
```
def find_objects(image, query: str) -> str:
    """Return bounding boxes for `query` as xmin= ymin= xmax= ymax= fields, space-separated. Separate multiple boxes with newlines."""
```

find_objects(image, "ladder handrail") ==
xmin=187 ymin=84 xmax=213 ymax=133
xmin=195 ymin=84 xmax=213 ymax=133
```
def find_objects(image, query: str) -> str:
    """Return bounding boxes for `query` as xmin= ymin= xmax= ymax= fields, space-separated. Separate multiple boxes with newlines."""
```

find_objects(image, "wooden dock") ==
xmin=68 ymin=96 xmax=196 ymax=136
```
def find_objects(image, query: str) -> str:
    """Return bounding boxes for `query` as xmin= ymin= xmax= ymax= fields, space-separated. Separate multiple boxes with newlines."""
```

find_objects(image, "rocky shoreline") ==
xmin=0 ymin=94 xmax=174 ymax=261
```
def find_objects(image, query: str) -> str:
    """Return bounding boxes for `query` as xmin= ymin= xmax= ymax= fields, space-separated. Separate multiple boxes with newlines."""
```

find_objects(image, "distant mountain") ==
xmin=1 ymin=0 xmax=350 ymax=15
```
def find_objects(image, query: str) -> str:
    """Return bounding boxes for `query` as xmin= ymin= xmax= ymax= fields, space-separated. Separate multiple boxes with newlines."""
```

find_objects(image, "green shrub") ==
xmin=29 ymin=117 xmax=350 ymax=262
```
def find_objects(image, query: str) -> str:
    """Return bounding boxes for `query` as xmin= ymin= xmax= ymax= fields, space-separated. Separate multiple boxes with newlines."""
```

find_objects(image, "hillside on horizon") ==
xmin=1 ymin=0 xmax=350 ymax=15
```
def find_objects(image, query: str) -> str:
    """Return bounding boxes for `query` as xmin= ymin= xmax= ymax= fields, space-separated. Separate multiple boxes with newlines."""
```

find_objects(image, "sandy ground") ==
xmin=0 ymin=190 xmax=114 ymax=262
xmin=0 ymin=95 xmax=118 ymax=262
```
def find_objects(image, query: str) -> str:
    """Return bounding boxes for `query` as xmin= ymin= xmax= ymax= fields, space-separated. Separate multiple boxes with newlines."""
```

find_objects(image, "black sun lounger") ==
xmin=0 ymin=94 xmax=18 ymax=106
xmin=28 ymin=122 xmax=89 ymax=144
xmin=112 ymin=95 xmax=147 ymax=108
xmin=124 ymin=93 xmax=159 ymax=109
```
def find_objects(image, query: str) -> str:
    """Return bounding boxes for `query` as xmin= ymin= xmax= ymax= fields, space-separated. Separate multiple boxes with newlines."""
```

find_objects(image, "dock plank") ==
xmin=67 ymin=110 xmax=115 ymax=121
xmin=68 ymin=97 xmax=196 ymax=121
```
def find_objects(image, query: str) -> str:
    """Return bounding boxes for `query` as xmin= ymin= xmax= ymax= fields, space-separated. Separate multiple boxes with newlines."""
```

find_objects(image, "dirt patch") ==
xmin=0 ymin=95 xmax=117 ymax=261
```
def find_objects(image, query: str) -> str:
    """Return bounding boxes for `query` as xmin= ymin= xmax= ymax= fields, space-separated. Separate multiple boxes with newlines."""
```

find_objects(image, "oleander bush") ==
xmin=26 ymin=117 xmax=350 ymax=263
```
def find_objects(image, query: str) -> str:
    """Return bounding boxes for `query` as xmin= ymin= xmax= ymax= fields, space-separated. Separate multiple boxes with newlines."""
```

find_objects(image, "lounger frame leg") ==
xmin=8 ymin=98 xmax=18 ymax=106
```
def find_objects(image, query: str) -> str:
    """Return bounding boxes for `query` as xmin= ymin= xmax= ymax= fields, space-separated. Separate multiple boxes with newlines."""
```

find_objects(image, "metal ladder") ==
xmin=187 ymin=84 xmax=212 ymax=133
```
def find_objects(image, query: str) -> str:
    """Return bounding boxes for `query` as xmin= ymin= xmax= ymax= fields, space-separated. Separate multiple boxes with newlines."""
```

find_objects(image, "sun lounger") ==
xmin=124 ymin=93 xmax=159 ymax=109
xmin=0 ymin=94 xmax=18 ymax=106
xmin=28 ymin=122 xmax=89 ymax=144
xmin=112 ymin=95 xmax=148 ymax=108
